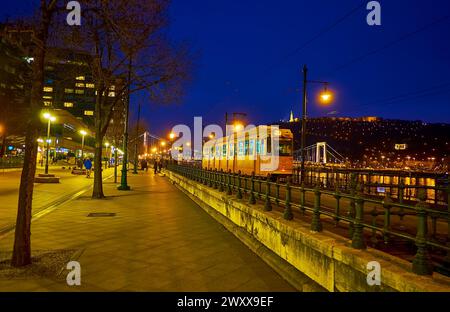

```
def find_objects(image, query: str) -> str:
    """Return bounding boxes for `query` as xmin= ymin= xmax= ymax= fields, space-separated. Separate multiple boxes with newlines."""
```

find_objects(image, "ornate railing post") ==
xmin=445 ymin=178 xmax=450 ymax=268
xmin=382 ymin=194 xmax=393 ymax=245
xmin=219 ymin=169 xmax=224 ymax=192
xmin=249 ymin=172 xmax=256 ymax=204
xmin=265 ymin=175 xmax=272 ymax=211
xmin=208 ymin=169 xmax=213 ymax=187
xmin=348 ymin=173 xmax=357 ymax=238
xmin=334 ymin=185 xmax=341 ymax=226
xmin=300 ymin=182 xmax=306 ymax=215
xmin=311 ymin=183 xmax=322 ymax=232
xmin=213 ymin=169 xmax=218 ymax=189
xmin=351 ymin=183 xmax=366 ymax=250
xmin=258 ymin=178 xmax=262 ymax=199
xmin=275 ymin=177 xmax=280 ymax=206
xmin=237 ymin=171 xmax=243 ymax=199
xmin=283 ymin=177 xmax=293 ymax=220
xmin=227 ymin=170 xmax=233 ymax=195
xmin=412 ymin=189 xmax=433 ymax=275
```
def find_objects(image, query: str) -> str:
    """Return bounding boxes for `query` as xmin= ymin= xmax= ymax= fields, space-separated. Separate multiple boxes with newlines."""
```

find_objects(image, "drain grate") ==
xmin=87 ymin=212 xmax=116 ymax=217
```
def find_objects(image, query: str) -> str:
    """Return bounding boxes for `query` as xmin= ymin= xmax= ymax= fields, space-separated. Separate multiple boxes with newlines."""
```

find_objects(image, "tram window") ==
xmin=229 ymin=143 xmax=234 ymax=157
xmin=267 ymin=137 xmax=272 ymax=154
xmin=256 ymin=140 xmax=260 ymax=155
xmin=222 ymin=144 xmax=227 ymax=157
xmin=238 ymin=141 xmax=244 ymax=156
xmin=244 ymin=140 xmax=249 ymax=155
xmin=249 ymin=139 xmax=255 ymax=155
xmin=210 ymin=146 xmax=214 ymax=157
xmin=260 ymin=139 xmax=265 ymax=155
xmin=274 ymin=139 xmax=293 ymax=156
xmin=216 ymin=145 xmax=220 ymax=158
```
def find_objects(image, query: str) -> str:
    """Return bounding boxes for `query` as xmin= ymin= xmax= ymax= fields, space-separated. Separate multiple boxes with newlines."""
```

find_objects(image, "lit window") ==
xmin=64 ymin=102 xmax=74 ymax=108
xmin=109 ymin=85 xmax=116 ymax=91
xmin=75 ymin=89 xmax=85 ymax=95
xmin=43 ymin=86 xmax=53 ymax=92
xmin=84 ymin=110 xmax=94 ymax=116
xmin=86 ymin=83 xmax=95 ymax=88
xmin=43 ymin=101 xmax=52 ymax=107
xmin=65 ymin=88 xmax=74 ymax=93
xmin=76 ymin=76 xmax=85 ymax=81
xmin=43 ymin=96 xmax=53 ymax=99
xmin=75 ymin=83 xmax=85 ymax=88
xmin=108 ymin=91 xmax=115 ymax=97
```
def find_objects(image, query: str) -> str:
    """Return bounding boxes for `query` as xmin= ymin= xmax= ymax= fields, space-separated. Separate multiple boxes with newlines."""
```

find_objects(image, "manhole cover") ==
xmin=87 ymin=212 xmax=116 ymax=217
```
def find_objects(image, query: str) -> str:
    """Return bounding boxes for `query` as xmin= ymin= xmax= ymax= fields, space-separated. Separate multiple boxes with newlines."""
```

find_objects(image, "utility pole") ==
xmin=133 ymin=102 xmax=141 ymax=174
xmin=118 ymin=55 xmax=132 ymax=190
xmin=300 ymin=65 xmax=308 ymax=184
xmin=299 ymin=65 xmax=332 ymax=183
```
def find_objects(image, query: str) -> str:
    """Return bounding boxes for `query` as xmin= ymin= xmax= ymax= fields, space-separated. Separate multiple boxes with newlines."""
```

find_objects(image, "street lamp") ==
xmin=43 ymin=112 xmax=56 ymax=175
xmin=79 ymin=130 xmax=87 ymax=168
xmin=299 ymin=65 xmax=334 ymax=183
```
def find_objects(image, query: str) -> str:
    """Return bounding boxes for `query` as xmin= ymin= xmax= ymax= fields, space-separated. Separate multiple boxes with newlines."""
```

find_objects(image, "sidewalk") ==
xmin=0 ymin=166 xmax=115 ymax=233
xmin=0 ymin=170 xmax=295 ymax=291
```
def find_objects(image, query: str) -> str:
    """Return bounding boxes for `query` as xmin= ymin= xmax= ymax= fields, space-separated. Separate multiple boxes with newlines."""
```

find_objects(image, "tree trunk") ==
xmin=92 ymin=95 xmax=105 ymax=199
xmin=92 ymin=129 xmax=104 ymax=199
xmin=11 ymin=3 xmax=52 ymax=267
xmin=0 ymin=134 xmax=6 ymax=158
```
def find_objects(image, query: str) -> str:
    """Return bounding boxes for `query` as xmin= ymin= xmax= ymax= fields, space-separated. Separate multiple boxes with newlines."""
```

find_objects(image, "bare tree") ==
xmin=59 ymin=0 xmax=191 ymax=198
xmin=11 ymin=0 xmax=60 ymax=267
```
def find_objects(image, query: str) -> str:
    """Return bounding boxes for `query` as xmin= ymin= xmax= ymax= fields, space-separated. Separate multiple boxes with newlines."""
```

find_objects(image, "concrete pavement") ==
xmin=0 ymin=170 xmax=295 ymax=291
xmin=0 ymin=165 xmax=115 ymax=234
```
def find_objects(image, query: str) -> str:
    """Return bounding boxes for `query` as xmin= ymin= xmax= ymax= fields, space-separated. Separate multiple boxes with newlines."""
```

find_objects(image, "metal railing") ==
xmin=0 ymin=156 xmax=24 ymax=169
xmin=167 ymin=163 xmax=450 ymax=276
xmin=292 ymin=166 xmax=449 ymax=207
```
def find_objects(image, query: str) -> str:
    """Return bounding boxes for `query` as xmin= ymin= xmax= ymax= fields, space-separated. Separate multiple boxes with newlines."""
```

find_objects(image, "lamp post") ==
xmin=300 ymin=65 xmax=333 ymax=183
xmin=118 ymin=55 xmax=132 ymax=190
xmin=79 ymin=130 xmax=87 ymax=168
xmin=43 ymin=112 xmax=56 ymax=175
xmin=133 ymin=102 xmax=141 ymax=174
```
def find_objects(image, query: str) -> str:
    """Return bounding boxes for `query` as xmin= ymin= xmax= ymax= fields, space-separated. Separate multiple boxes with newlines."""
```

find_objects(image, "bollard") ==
xmin=412 ymin=189 xmax=433 ymax=275
xmin=264 ymin=175 xmax=272 ymax=211
xmin=283 ymin=177 xmax=293 ymax=220
xmin=311 ymin=183 xmax=322 ymax=232
xmin=249 ymin=172 xmax=256 ymax=204
xmin=351 ymin=183 xmax=366 ymax=250
xmin=237 ymin=171 xmax=243 ymax=199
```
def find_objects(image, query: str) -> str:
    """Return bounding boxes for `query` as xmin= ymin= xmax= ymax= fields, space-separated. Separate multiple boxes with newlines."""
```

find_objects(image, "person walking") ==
xmin=84 ymin=158 xmax=93 ymax=178
xmin=141 ymin=159 xmax=148 ymax=172
xmin=153 ymin=159 xmax=158 ymax=174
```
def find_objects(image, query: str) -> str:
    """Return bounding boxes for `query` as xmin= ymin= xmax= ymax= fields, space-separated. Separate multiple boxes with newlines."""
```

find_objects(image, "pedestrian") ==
xmin=84 ymin=158 xmax=93 ymax=178
xmin=153 ymin=159 xmax=158 ymax=174
xmin=158 ymin=159 xmax=163 ymax=173
xmin=141 ymin=159 xmax=148 ymax=172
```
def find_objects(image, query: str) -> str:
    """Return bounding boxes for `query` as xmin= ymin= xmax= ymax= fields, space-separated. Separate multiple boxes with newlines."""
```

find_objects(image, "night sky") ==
xmin=2 ymin=1 xmax=450 ymax=137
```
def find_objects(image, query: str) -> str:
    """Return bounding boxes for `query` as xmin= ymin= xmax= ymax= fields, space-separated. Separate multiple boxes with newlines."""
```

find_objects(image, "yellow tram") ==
xmin=202 ymin=126 xmax=294 ymax=177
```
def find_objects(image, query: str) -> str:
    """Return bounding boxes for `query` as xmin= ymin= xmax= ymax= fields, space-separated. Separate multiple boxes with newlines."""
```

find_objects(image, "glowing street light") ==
xmin=43 ymin=112 xmax=56 ymax=175
xmin=299 ymin=65 xmax=333 ymax=183
xmin=169 ymin=132 xmax=176 ymax=140
xmin=160 ymin=141 xmax=166 ymax=147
